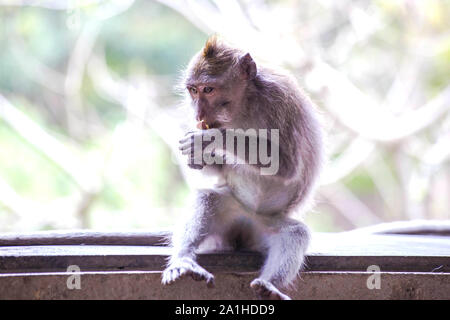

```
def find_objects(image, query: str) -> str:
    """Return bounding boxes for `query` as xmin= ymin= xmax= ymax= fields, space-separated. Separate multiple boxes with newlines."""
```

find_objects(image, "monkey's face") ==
xmin=185 ymin=76 xmax=244 ymax=129
xmin=184 ymin=37 xmax=256 ymax=128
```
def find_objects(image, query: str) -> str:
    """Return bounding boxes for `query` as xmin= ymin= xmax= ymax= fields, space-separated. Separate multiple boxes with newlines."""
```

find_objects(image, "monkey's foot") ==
xmin=250 ymin=279 xmax=291 ymax=300
xmin=161 ymin=257 xmax=215 ymax=288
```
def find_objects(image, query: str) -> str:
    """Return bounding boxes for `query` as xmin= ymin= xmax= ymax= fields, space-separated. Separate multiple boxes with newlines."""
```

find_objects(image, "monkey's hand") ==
xmin=179 ymin=129 xmax=224 ymax=170
xmin=161 ymin=256 xmax=215 ymax=288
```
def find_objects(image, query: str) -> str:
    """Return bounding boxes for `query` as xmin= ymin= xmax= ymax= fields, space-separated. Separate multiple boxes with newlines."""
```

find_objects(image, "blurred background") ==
xmin=0 ymin=0 xmax=449 ymax=233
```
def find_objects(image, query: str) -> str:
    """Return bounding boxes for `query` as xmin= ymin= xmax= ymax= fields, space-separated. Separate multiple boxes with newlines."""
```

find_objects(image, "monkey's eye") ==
xmin=203 ymin=87 xmax=214 ymax=94
xmin=189 ymin=87 xmax=198 ymax=95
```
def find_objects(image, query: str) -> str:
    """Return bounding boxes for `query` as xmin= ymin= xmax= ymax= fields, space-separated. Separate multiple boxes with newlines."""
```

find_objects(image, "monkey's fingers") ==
xmin=182 ymin=148 xmax=205 ymax=169
xmin=179 ymin=131 xmax=197 ymax=144
xmin=188 ymin=163 xmax=204 ymax=170
xmin=180 ymin=146 xmax=192 ymax=155
xmin=184 ymin=130 xmax=196 ymax=136
xmin=179 ymin=143 xmax=190 ymax=151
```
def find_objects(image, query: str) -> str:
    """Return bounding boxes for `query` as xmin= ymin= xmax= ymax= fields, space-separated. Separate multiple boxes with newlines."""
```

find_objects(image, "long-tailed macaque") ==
xmin=162 ymin=36 xmax=324 ymax=300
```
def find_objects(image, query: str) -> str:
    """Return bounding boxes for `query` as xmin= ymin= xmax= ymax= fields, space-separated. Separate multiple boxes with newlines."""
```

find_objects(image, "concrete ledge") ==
xmin=0 ymin=245 xmax=449 ymax=274
xmin=1 ymin=233 xmax=449 ymax=274
xmin=0 ymin=232 xmax=449 ymax=299
xmin=0 ymin=271 xmax=448 ymax=300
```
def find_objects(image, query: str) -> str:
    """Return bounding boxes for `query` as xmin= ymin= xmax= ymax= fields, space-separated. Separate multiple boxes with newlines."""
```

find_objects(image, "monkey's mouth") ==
xmin=208 ymin=121 xmax=221 ymax=129
xmin=196 ymin=120 xmax=222 ymax=130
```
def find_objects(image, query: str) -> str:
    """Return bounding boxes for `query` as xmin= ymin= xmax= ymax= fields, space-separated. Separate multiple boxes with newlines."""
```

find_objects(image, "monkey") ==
xmin=161 ymin=35 xmax=325 ymax=300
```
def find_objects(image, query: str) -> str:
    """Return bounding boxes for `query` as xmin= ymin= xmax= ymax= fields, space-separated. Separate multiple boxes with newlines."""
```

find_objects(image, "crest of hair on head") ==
xmin=202 ymin=34 xmax=221 ymax=59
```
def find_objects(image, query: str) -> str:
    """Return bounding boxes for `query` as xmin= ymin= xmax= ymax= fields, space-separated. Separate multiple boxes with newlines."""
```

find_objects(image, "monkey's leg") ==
xmin=251 ymin=218 xmax=310 ymax=300
xmin=162 ymin=189 xmax=231 ymax=287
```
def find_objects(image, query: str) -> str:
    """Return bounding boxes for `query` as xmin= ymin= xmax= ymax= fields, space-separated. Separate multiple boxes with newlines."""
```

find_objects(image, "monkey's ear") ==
xmin=239 ymin=53 xmax=257 ymax=80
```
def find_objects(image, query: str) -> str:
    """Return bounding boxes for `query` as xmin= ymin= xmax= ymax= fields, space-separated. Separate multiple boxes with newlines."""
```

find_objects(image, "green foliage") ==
xmin=0 ymin=1 xmax=204 ymax=231
xmin=0 ymin=0 xmax=448 ymax=232
xmin=102 ymin=1 xmax=206 ymax=76
xmin=0 ymin=123 xmax=76 ymax=200
xmin=344 ymin=169 xmax=376 ymax=197
xmin=427 ymin=36 xmax=450 ymax=96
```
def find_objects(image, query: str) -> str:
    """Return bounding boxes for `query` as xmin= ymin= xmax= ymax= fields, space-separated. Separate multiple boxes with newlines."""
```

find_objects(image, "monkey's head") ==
xmin=183 ymin=36 xmax=257 ymax=128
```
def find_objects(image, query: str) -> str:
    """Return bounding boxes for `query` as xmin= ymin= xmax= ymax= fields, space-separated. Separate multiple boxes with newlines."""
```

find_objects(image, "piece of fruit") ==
xmin=197 ymin=120 xmax=209 ymax=130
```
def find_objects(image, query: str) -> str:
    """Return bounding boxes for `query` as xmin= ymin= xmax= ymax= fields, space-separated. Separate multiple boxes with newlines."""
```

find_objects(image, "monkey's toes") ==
xmin=161 ymin=267 xmax=185 ymax=285
xmin=161 ymin=259 xmax=215 ymax=288
xmin=250 ymin=279 xmax=291 ymax=300
xmin=190 ymin=266 xmax=215 ymax=288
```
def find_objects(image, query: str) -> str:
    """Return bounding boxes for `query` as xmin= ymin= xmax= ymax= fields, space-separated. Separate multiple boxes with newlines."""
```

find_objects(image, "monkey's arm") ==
xmin=223 ymin=129 xmax=291 ymax=177
xmin=180 ymin=129 xmax=293 ymax=178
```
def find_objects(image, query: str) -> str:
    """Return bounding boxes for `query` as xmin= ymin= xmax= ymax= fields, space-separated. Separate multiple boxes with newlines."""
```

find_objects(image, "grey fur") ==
xmin=162 ymin=38 xmax=324 ymax=300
